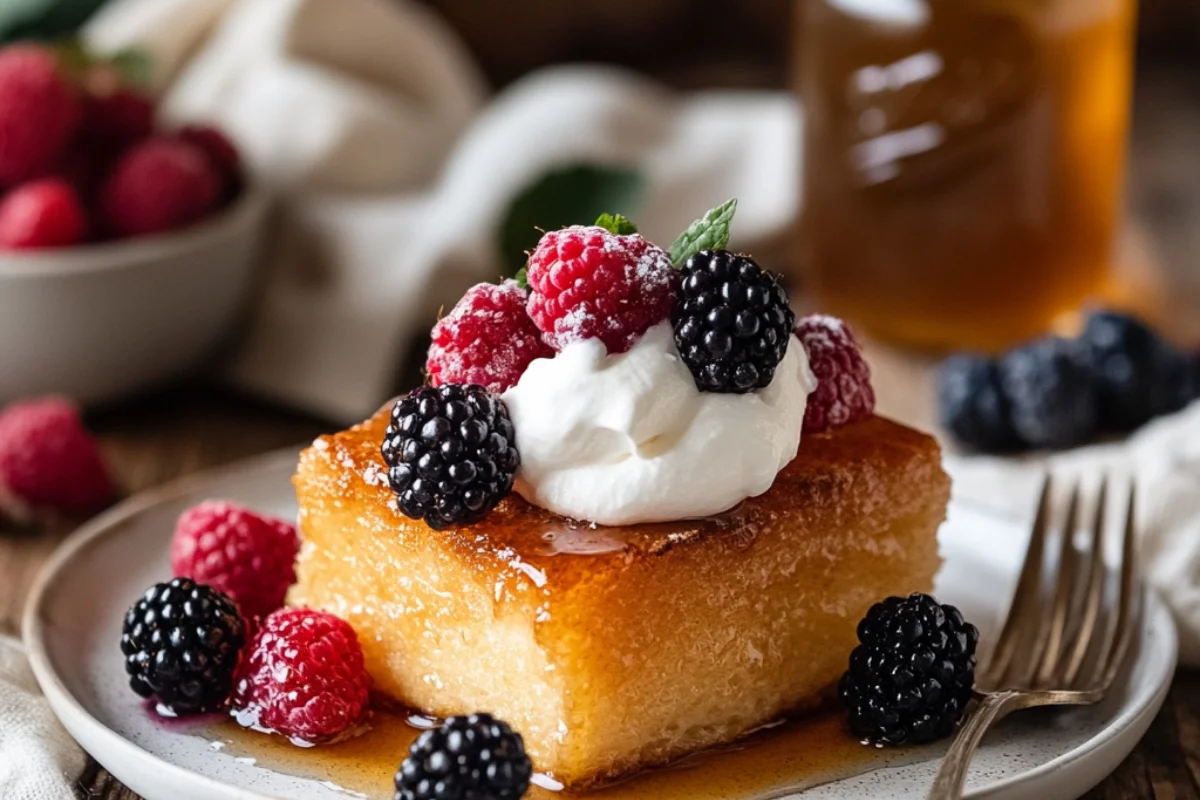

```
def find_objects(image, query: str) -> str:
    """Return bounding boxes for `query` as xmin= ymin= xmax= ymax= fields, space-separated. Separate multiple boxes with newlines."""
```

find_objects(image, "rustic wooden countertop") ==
xmin=1 ymin=61 xmax=1197 ymax=800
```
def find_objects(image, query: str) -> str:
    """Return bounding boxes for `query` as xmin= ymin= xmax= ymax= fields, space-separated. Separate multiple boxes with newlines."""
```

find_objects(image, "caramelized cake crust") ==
xmin=291 ymin=408 xmax=948 ymax=788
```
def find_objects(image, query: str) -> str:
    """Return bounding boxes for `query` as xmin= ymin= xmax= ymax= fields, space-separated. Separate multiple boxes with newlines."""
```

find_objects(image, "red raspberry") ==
xmin=427 ymin=280 xmax=552 ymax=392
xmin=100 ymin=136 xmax=220 ymax=237
xmin=232 ymin=608 xmax=371 ymax=744
xmin=0 ymin=397 xmax=113 ymax=520
xmin=526 ymin=226 xmax=678 ymax=354
xmin=176 ymin=125 xmax=241 ymax=191
xmin=82 ymin=89 xmax=155 ymax=152
xmin=0 ymin=45 xmax=81 ymax=184
xmin=0 ymin=179 xmax=87 ymax=250
xmin=170 ymin=500 xmax=299 ymax=620
xmin=795 ymin=314 xmax=876 ymax=433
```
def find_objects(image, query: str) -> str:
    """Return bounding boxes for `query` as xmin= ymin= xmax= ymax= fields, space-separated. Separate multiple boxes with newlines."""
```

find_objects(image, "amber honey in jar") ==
xmin=797 ymin=0 xmax=1135 ymax=352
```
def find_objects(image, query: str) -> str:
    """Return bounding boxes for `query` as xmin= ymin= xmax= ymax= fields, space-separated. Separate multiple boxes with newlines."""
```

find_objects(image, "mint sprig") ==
xmin=594 ymin=213 xmax=637 ymax=236
xmin=667 ymin=198 xmax=738 ymax=267
xmin=513 ymin=266 xmax=529 ymax=290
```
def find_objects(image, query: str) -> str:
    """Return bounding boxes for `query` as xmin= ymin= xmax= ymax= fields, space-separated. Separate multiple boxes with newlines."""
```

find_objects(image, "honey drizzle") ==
xmin=205 ymin=708 xmax=938 ymax=799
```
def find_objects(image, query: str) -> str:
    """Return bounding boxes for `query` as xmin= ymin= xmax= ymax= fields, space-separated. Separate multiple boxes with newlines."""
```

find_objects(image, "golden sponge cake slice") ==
xmin=290 ymin=408 xmax=948 ymax=788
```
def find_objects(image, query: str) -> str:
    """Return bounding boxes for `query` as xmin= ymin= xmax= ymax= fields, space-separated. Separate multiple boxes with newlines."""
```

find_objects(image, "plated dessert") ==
xmin=120 ymin=200 xmax=974 ymax=798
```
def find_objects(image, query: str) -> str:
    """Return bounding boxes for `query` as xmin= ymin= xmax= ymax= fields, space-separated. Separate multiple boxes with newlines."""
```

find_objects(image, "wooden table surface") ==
xmin=3 ymin=62 xmax=1199 ymax=800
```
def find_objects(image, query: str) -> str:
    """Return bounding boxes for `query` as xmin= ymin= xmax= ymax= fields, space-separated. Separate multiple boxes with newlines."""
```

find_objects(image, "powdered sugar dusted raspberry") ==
xmin=232 ymin=608 xmax=371 ymax=745
xmin=427 ymin=280 xmax=551 ymax=392
xmin=526 ymin=226 xmax=678 ymax=354
xmin=795 ymin=314 xmax=875 ymax=432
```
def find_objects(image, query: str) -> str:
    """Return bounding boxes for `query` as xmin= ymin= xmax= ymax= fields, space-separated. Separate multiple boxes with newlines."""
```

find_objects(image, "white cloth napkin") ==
xmin=947 ymin=401 xmax=1200 ymax=665
xmin=83 ymin=0 xmax=801 ymax=423
xmin=0 ymin=635 xmax=86 ymax=799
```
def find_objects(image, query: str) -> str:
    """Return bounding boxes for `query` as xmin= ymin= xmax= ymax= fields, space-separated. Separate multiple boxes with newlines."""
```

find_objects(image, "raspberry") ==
xmin=176 ymin=125 xmax=241 ymax=192
xmin=427 ymin=281 xmax=552 ymax=393
xmin=794 ymin=315 xmax=875 ymax=433
xmin=0 ymin=45 xmax=81 ymax=184
xmin=840 ymin=594 xmax=978 ymax=746
xmin=100 ymin=136 xmax=220 ymax=237
xmin=0 ymin=397 xmax=114 ymax=520
xmin=672 ymin=249 xmax=795 ymax=393
xmin=526 ymin=226 xmax=677 ymax=354
xmin=0 ymin=178 xmax=87 ymax=250
xmin=382 ymin=385 xmax=519 ymax=530
xmin=121 ymin=577 xmax=246 ymax=716
xmin=395 ymin=714 xmax=533 ymax=800
xmin=232 ymin=608 xmax=371 ymax=744
xmin=170 ymin=500 xmax=299 ymax=620
xmin=82 ymin=88 xmax=155 ymax=153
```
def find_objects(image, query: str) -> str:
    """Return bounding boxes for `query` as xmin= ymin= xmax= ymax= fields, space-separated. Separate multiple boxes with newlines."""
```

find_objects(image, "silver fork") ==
xmin=926 ymin=473 xmax=1142 ymax=800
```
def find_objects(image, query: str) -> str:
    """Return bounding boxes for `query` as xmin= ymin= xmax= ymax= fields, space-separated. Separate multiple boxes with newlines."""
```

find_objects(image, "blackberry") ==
xmin=120 ymin=577 xmax=245 ymax=715
xmin=936 ymin=354 xmax=1018 ymax=452
xmin=1079 ymin=311 xmax=1176 ymax=430
xmin=394 ymin=713 xmax=533 ymax=800
xmin=839 ymin=593 xmax=978 ymax=746
xmin=382 ymin=384 xmax=519 ymax=530
xmin=672 ymin=249 xmax=795 ymax=393
xmin=998 ymin=336 xmax=1098 ymax=449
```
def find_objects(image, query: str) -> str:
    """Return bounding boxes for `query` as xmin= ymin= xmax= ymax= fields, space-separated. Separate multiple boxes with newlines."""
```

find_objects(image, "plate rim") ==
xmin=22 ymin=446 xmax=1180 ymax=800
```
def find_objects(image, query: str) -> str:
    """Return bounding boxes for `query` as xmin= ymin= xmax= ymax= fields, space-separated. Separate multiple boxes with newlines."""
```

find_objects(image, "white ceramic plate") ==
xmin=24 ymin=448 xmax=1177 ymax=800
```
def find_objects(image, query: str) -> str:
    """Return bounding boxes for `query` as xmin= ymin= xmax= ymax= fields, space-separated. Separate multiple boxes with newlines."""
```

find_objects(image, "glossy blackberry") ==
xmin=120 ymin=577 xmax=246 ymax=715
xmin=394 ymin=713 xmax=533 ymax=800
xmin=382 ymin=384 xmax=519 ymax=530
xmin=936 ymin=354 xmax=1018 ymax=452
xmin=839 ymin=593 xmax=979 ymax=747
xmin=1079 ymin=311 xmax=1177 ymax=430
xmin=998 ymin=337 xmax=1098 ymax=449
xmin=672 ymin=249 xmax=795 ymax=393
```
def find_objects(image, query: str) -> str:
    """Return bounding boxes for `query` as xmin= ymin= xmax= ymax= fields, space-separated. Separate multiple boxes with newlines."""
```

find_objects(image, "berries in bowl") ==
xmin=0 ymin=41 xmax=267 ymax=406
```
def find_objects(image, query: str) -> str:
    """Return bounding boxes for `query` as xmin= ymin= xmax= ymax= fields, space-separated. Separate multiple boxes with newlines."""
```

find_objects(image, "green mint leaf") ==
xmin=498 ymin=163 xmax=645 ymax=278
xmin=513 ymin=266 xmax=529 ymax=291
xmin=109 ymin=48 xmax=154 ymax=88
xmin=594 ymin=213 xmax=637 ymax=235
xmin=667 ymin=198 xmax=738 ymax=267
xmin=0 ymin=0 xmax=108 ymax=45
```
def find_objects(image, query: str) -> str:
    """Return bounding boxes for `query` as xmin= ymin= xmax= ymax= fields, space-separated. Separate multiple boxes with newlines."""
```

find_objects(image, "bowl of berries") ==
xmin=0 ymin=43 xmax=268 ymax=406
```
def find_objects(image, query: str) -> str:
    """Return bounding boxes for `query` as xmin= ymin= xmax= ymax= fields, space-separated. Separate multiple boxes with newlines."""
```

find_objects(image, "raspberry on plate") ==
xmin=427 ymin=280 xmax=552 ymax=393
xmin=0 ymin=178 xmax=87 ymax=250
xmin=170 ymin=500 xmax=300 ymax=620
xmin=0 ymin=396 xmax=114 ymax=520
xmin=526 ymin=225 xmax=678 ymax=354
xmin=999 ymin=336 xmax=1097 ymax=449
xmin=0 ymin=45 xmax=81 ymax=184
xmin=232 ymin=608 xmax=372 ymax=745
xmin=794 ymin=315 xmax=876 ymax=433
xmin=395 ymin=713 xmax=533 ymax=800
xmin=100 ymin=136 xmax=220 ymax=237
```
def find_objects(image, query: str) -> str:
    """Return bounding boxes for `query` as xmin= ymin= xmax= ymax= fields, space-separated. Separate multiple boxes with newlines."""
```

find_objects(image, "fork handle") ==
xmin=926 ymin=692 xmax=1020 ymax=799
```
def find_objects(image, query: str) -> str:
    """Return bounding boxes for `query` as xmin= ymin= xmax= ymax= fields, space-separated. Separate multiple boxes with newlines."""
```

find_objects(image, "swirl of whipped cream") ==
xmin=500 ymin=322 xmax=817 ymax=526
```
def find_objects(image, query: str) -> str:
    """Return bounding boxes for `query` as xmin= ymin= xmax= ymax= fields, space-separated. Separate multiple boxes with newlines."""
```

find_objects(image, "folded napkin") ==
xmin=83 ymin=0 xmax=801 ymax=423
xmin=948 ymin=401 xmax=1200 ymax=665
xmin=0 ymin=635 xmax=85 ymax=800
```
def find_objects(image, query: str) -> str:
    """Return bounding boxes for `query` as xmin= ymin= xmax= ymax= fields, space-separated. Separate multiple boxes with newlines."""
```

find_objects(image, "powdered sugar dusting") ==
xmin=794 ymin=313 xmax=875 ymax=432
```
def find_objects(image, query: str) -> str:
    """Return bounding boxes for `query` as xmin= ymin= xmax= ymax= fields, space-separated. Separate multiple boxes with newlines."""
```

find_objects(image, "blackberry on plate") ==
xmin=382 ymin=384 xmax=519 ymax=530
xmin=120 ymin=576 xmax=246 ymax=715
xmin=998 ymin=336 xmax=1097 ymax=449
xmin=1079 ymin=310 xmax=1180 ymax=430
xmin=395 ymin=713 xmax=533 ymax=800
xmin=840 ymin=593 xmax=978 ymax=746
xmin=936 ymin=354 xmax=1017 ymax=452
xmin=672 ymin=249 xmax=795 ymax=393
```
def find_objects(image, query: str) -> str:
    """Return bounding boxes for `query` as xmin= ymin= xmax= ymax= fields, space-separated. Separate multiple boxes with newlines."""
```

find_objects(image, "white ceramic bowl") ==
xmin=0 ymin=187 xmax=270 ymax=406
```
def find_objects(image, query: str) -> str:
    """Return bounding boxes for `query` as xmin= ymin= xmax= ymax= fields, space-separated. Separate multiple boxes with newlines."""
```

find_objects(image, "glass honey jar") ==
xmin=796 ymin=0 xmax=1136 ymax=352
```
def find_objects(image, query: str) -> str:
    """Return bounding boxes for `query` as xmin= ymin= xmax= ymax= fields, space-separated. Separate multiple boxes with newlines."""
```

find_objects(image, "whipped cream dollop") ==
xmin=501 ymin=322 xmax=817 ymax=526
